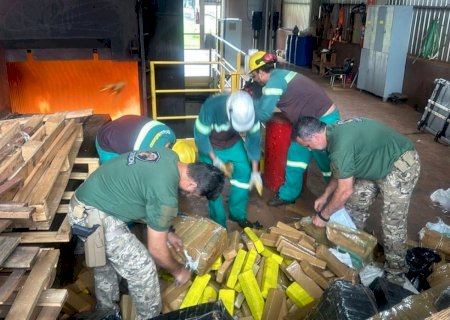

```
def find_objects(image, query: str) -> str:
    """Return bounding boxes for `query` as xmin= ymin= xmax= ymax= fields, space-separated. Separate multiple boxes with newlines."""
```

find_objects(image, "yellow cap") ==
xmin=248 ymin=51 xmax=267 ymax=73
xmin=172 ymin=140 xmax=196 ymax=163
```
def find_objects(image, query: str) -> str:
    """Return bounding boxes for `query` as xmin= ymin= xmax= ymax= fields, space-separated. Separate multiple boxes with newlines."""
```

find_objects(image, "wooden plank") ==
xmin=3 ymin=214 xmax=71 ymax=243
xmin=0 ymin=177 xmax=23 ymax=199
xmin=32 ymin=126 xmax=83 ymax=222
xmin=0 ymin=203 xmax=34 ymax=219
xmin=2 ymin=247 xmax=40 ymax=269
xmin=0 ymin=151 xmax=24 ymax=189
xmin=0 ymin=269 xmax=26 ymax=304
xmin=29 ymin=129 xmax=79 ymax=205
xmin=42 ymin=109 xmax=93 ymax=121
xmin=0 ymin=289 xmax=67 ymax=320
xmin=0 ymin=237 xmax=21 ymax=266
xmin=36 ymin=306 xmax=63 ymax=320
xmin=21 ymin=116 xmax=45 ymax=137
xmin=6 ymin=249 xmax=60 ymax=320
xmin=0 ymin=123 xmax=21 ymax=151
xmin=8 ymin=128 xmax=82 ymax=230
xmin=14 ymin=120 xmax=77 ymax=203
xmin=0 ymin=220 xmax=12 ymax=233
xmin=10 ymin=117 xmax=66 ymax=184
xmin=0 ymin=284 xmax=66 ymax=306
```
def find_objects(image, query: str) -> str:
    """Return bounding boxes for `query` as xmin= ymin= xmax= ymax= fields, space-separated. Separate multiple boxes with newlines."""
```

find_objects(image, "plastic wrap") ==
xmin=151 ymin=301 xmax=233 ymax=320
xmin=170 ymin=215 xmax=227 ymax=275
xmin=368 ymin=277 xmax=413 ymax=312
xmin=434 ymin=287 xmax=450 ymax=311
xmin=326 ymin=221 xmax=378 ymax=264
xmin=405 ymin=247 xmax=441 ymax=291
xmin=305 ymin=280 xmax=378 ymax=320
xmin=369 ymin=281 xmax=450 ymax=320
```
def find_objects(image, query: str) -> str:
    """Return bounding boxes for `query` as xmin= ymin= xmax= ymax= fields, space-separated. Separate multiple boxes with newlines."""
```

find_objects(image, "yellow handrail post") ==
xmin=220 ymin=61 xmax=225 ymax=92
xmin=150 ymin=61 xmax=157 ymax=120
xmin=236 ymin=52 xmax=241 ymax=74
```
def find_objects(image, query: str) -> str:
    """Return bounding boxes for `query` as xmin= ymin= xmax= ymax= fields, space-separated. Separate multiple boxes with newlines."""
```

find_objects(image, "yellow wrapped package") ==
xmin=169 ymin=215 xmax=228 ymax=275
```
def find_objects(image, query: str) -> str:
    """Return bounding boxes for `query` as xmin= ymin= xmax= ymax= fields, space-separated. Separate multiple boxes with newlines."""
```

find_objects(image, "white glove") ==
xmin=249 ymin=171 xmax=263 ymax=196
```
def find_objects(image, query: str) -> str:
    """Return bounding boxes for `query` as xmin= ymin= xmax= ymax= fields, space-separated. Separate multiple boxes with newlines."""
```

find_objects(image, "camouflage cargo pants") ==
xmin=68 ymin=196 xmax=162 ymax=319
xmin=345 ymin=150 xmax=420 ymax=276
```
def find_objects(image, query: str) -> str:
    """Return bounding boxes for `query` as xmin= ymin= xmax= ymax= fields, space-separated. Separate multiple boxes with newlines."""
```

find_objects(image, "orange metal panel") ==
xmin=7 ymin=57 xmax=141 ymax=120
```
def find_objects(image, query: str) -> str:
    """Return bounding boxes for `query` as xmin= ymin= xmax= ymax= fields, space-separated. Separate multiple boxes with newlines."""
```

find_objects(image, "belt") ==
xmin=70 ymin=194 xmax=128 ymax=240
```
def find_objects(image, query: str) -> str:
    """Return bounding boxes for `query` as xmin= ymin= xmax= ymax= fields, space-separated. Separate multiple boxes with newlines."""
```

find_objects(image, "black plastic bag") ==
xmin=405 ymin=247 xmax=441 ymax=292
xmin=369 ymin=277 xmax=412 ymax=312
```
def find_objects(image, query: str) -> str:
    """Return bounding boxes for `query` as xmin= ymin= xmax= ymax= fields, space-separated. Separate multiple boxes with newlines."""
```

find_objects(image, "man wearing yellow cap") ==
xmin=248 ymin=51 xmax=340 ymax=207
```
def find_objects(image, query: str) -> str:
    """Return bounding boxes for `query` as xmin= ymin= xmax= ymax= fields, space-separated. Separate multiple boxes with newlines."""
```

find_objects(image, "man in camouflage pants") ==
xmin=294 ymin=117 xmax=420 ymax=283
xmin=68 ymin=148 xmax=224 ymax=319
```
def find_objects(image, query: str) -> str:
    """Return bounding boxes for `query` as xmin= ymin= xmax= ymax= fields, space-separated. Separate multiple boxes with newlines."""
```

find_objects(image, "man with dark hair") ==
xmin=68 ymin=148 xmax=224 ymax=319
xmin=248 ymin=51 xmax=340 ymax=207
xmin=294 ymin=116 xmax=421 ymax=284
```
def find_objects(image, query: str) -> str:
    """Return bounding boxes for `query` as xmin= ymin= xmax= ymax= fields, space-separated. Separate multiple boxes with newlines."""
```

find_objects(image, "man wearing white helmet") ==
xmin=194 ymin=91 xmax=261 ymax=228
xmin=248 ymin=51 xmax=341 ymax=207
xmin=96 ymin=115 xmax=196 ymax=164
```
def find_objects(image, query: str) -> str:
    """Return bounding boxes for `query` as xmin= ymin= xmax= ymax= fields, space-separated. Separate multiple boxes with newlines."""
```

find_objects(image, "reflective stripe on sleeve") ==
xmin=286 ymin=160 xmax=308 ymax=169
xmin=133 ymin=120 xmax=164 ymax=150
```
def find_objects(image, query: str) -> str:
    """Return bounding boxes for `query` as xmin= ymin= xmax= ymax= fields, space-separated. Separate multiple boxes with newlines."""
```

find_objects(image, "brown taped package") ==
xmin=369 ymin=280 xmax=450 ymax=320
xmin=420 ymin=228 xmax=450 ymax=256
xmin=262 ymin=288 xmax=288 ymax=320
xmin=326 ymin=221 xmax=377 ymax=263
xmin=428 ymin=263 xmax=450 ymax=288
xmin=170 ymin=215 xmax=228 ymax=275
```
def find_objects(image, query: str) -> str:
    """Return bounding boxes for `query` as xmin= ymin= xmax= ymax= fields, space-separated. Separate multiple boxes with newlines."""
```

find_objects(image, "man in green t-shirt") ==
xmin=294 ymin=117 xmax=421 ymax=284
xmin=68 ymin=148 xmax=224 ymax=319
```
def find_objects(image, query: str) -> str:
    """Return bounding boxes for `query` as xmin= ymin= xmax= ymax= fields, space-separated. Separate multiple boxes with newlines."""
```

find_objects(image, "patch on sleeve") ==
xmin=336 ymin=117 xmax=363 ymax=125
xmin=136 ymin=151 xmax=160 ymax=162
xmin=127 ymin=150 xmax=161 ymax=165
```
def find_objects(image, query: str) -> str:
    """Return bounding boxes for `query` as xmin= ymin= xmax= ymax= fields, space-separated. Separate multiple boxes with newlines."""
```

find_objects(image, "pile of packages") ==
xmin=154 ymin=215 xmax=450 ymax=319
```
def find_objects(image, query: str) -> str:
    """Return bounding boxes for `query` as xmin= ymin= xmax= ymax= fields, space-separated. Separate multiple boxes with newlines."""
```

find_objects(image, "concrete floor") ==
xmin=180 ymin=66 xmax=450 ymax=244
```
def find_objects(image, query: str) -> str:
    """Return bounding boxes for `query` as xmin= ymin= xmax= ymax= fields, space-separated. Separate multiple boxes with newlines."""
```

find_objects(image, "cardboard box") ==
xmin=170 ymin=215 xmax=228 ymax=275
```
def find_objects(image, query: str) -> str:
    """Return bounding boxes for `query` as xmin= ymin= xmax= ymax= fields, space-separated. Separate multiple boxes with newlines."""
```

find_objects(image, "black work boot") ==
xmin=233 ymin=219 xmax=254 ymax=229
xmin=267 ymin=195 xmax=295 ymax=207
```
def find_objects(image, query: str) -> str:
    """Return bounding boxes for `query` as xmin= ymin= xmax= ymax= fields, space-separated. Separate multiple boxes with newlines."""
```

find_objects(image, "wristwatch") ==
xmin=316 ymin=211 xmax=330 ymax=222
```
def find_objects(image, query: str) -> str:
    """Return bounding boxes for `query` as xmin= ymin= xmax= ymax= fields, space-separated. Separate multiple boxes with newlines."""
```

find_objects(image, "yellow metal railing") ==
xmin=150 ymin=35 xmax=249 ymax=121
xmin=150 ymin=60 xmax=222 ymax=120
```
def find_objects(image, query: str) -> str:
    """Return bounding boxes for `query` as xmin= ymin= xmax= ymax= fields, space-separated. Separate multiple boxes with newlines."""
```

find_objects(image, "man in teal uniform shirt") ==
xmin=68 ymin=148 xmax=224 ymax=319
xmin=294 ymin=116 xmax=421 ymax=284
xmin=194 ymin=91 xmax=262 ymax=228
xmin=248 ymin=51 xmax=340 ymax=207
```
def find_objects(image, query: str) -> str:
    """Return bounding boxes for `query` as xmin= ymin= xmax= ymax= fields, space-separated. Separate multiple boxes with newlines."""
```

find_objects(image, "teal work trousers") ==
xmin=199 ymin=139 xmax=251 ymax=228
xmin=278 ymin=109 xmax=341 ymax=201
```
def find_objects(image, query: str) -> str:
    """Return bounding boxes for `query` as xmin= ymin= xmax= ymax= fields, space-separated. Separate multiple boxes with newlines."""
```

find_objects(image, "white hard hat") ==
xmin=226 ymin=91 xmax=255 ymax=132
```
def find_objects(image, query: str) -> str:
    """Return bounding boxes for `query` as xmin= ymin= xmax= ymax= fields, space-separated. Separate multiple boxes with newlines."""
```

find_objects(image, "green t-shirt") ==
xmin=326 ymin=118 xmax=414 ymax=180
xmin=75 ymin=148 xmax=179 ymax=231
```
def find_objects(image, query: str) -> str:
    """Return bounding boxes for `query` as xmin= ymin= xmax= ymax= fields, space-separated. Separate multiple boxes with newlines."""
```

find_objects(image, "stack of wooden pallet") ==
xmin=0 ymin=110 xmax=98 ymax=319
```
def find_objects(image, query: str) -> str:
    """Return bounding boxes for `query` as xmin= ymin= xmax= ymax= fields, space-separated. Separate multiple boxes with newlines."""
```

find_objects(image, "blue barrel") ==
xmin=294 ymin=35 xmax=314 ymax=66
xmin=286 ymin=35 xmax=297 ymax=64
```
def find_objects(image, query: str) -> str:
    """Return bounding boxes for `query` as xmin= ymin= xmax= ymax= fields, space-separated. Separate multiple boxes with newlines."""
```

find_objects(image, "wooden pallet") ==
xmin=2 ymin=156 xmax=99 ymax=243
xmin=0 ymin=248 xmax=67 ymax=320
